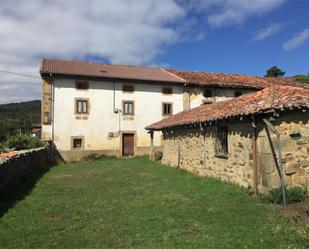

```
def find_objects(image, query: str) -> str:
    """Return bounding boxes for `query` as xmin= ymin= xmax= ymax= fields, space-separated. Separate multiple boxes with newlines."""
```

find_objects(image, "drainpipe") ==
xmin=50 ymin=73 xmax=55 ymax=161
xmin=252 ymin=118 xmax=258 ymax=195
xmin=263 ymin=118 xmax=287 ymax=207
xmin=149 ymin=130 xmax=154 ymax=161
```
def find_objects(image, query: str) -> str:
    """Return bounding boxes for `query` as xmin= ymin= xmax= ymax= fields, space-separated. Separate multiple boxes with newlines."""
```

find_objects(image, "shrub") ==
xmin=263 ymin=186 xmax=307 ymax=204
xmin=155 ymin=151 xmax=163 ymax=161
xmin=3 ymin=135 xmax=45 ymax=150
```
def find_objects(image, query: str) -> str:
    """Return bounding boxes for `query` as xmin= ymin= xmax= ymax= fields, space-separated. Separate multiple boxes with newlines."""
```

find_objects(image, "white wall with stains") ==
xmin=43 ymin=79 xmax=184 ymax=154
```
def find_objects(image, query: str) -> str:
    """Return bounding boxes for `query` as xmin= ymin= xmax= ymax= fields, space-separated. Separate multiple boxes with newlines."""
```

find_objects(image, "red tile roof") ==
xmin=40 ymin=58 xmax=184 ymax=83
xmin=146 ymin=86 xmax=309 ymax=130
xmin=40 ymin=58 xmax=299 ymax=89
xmin=166 ymin=69 xmax=299 ymax=89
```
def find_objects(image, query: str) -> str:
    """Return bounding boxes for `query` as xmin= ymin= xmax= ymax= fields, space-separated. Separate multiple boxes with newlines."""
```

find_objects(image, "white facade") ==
xmin=42 ymin=78 xmax=255 ymax=161
xmin=42 ymin=79 xmax=184 ymax=161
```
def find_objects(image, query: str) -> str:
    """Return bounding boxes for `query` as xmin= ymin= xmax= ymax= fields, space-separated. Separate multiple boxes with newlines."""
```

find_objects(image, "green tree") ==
xmin=293 ymin=74 xmax=309 ymax=83
xmin=265 ymin=66 xmax=285 ymax=77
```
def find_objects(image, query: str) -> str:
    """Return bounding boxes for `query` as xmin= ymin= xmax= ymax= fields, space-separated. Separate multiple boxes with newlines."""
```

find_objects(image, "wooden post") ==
xmin=149 ymin=131 xmax=155 ymax=161
xmin=252 ymin=119 xmax=258 ymax=195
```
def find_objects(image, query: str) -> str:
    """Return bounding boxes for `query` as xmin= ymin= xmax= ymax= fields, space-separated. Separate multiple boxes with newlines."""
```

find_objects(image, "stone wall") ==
xmin=256 ymin=111 xmax=309 ymax=193
xmin=0 ymin=147 xmax=52 ymax=193
xmin=162 ymin=110 xmax=309 ymax=193
xmin=163 ymin=123 xmax=254 ymax=189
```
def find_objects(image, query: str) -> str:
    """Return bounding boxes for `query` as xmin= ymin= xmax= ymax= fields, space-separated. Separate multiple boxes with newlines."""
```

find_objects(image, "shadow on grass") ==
xmin=0 ymin=162 xmax=57 ymax=218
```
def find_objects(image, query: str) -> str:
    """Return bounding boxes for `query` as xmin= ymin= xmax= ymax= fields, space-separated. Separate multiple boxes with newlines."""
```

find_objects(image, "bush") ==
xmin=155 ymin=151 xmax=163 ymax=161
xmin=3 ymin=135 xmax=45 ymax=150
xmin=263 ymin=186 xmax=307 ymax=204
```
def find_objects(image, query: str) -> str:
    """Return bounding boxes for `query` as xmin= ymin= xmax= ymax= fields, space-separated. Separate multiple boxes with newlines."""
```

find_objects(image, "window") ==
xmin=122 ymin=85 xmax=134 ymax=93
xmin=203 ymin=89 xmax=212 ymax=98
xmin=75 ymin=81 xmax=89 ymax=90
xmin=215 ymin=127 xmax=228 ymax=157
xmin=75 ymin=99 xmax=89 ymax=114
xmin=162 ymin=103 xmax=173 ymax=116
xmin=162 ymin=87 xmax=173 ymax=95
xmin=234 ymin=91 xmax=242 ymax=97
xmin=71 ymin=137 xmax=84 ymax=149
xmin=73 ymin=138 xmax=82 ymax=148
xmin=123 ymin=101 xmax=134 ymax=115
xmin=202 ymin=99 xmax=213 ymax=105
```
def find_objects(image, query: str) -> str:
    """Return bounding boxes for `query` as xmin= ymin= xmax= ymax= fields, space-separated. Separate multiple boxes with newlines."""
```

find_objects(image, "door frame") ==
xmin=120 ymin=131 xmax=137 ymax=157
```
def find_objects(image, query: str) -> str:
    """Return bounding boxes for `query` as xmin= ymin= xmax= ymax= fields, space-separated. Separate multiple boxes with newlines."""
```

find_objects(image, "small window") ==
xmin=72 ymin=138 xmax=83 ymax=149
xmin=123 ymin=101 xmax=134 ymax=115
xmin=162 ymin=87 xmax=173 ymax=95
xmin=234 ymin=91 xmax=242 ymax=97
xmin=75 ymin=81 xmax=89 ymax=90
xmin=162 ymin=103 xmax=173 ymax=116
xmin=202 ymin=99 xmax=213 ymax=105
xmin=215 ymin=127 xmax=228 ymax=157
xmin=203 ymin=89 xmax=212 ymax=98
xmin=122 ymin=85 xmax=134 ymax=93
xmin=75 ymin=99 xmax=89 ymax=114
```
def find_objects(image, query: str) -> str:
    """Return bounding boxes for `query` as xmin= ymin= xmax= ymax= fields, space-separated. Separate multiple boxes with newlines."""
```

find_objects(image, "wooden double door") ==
xmin=122 ymin=133 xmax=134 ymax=156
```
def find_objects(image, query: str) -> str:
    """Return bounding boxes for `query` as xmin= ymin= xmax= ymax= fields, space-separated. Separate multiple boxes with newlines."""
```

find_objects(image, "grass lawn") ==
xmin=0 ymin=157 xmax=308 ymax=249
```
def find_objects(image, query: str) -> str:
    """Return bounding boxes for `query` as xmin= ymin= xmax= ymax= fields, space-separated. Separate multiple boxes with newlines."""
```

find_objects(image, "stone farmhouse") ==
xmin=40 ymin=58 xmax=299 ymax=162
xmin=147 ymin=85 xmax=309 ymax=193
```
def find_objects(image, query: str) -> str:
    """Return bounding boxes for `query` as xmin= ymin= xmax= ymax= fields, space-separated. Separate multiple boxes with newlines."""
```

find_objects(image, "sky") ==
xmin=0 ymin=0 xmax=309 ymax=104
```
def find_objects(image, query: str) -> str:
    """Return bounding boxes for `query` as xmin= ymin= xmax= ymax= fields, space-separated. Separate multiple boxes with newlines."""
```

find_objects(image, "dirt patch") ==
xmin=274 ymin=198 xmax=309 ymax=226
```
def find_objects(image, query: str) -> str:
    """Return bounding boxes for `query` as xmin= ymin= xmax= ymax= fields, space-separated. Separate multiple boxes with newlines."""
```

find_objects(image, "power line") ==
xmin=0 ymin=69 xmax=41 ymax=79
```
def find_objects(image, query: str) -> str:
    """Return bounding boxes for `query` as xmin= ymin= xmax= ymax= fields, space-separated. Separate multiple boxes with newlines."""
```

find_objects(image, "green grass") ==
xmin=0 ymin=157 xmax=308 ymax=249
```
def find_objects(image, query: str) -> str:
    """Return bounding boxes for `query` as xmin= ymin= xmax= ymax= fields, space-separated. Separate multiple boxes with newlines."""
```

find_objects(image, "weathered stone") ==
xmin=261 ymin=174 xmax=281 ymax=188
xmin=280 ymin=136 xmax=297 ymax=151
xmin=284 ymin=162 xmax=300 ymax=175
xmin=258 ymin=153 xmax=276 ymax=174
xmin=300 ymin=160 xmax=309 ymax=168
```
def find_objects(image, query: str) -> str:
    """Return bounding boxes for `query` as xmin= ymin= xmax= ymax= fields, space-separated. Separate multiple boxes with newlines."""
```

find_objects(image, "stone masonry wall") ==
xmin=0 ymin=147 xmax=52 ymax=193
xmin=163 ymin=122 xmax=254 ymax=189
xmin=162 ymin=110 xmax=309 ymax=193
xmin=257 ymin=111 xmax=309 ymax=193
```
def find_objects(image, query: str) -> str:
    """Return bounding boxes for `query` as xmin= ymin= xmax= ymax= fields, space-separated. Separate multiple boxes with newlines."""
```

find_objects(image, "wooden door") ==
xmin=122 ymin=133 xmax=134 ymax=156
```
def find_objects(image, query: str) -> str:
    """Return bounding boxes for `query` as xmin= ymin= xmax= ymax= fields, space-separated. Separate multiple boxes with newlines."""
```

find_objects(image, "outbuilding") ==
xmin=147 ymin=85 xmax=309 ymax=193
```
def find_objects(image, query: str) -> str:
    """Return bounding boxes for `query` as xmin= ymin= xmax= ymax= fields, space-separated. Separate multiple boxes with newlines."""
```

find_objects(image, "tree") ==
xmin=293 ymin=74 xmax=309 ymax=83
xmin=265 ymin=66 xmax=285 ymax=77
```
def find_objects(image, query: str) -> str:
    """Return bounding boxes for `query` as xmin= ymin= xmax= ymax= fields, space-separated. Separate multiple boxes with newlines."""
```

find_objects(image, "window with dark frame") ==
xmin=75 ymin=81 xmax=89 ymax=90
xmin=76 ymin=99 xmax=88 ymax=114
xmin=162 ymin=87 xmax=173 ymax=95
xmin=203 ymin=89 xmax=212 ymax=98
xmin=162 ymin=103 xmax=173 ymax=116
xmin=234 ymin=91 xmax=242 ymax=97
xmin=123 ymin=101 xmax=134 ymax=115
xmin=73 ymin=138 xmax=82 ymax=149
xmin=215 ymin=127 xmax=228 ymax=157
xmin=122 ymin=85 xmax=134 ymax=93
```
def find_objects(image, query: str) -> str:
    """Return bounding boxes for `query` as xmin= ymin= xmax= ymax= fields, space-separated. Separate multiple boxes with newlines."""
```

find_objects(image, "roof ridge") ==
xmin=42 ymin=58 xmax=162 ymax=70
xmin=160 ymin=69 xmax=186 ymax=82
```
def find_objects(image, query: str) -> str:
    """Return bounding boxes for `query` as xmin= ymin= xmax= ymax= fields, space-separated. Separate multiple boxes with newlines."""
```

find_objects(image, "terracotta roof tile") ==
xmin=146 ymin=86 xmax=309 ymax=130
xmin=40 ymin=58 xmax=184 ymax=83
xmin=40 ymin=58 xmax=299 ymax=88
xmin=166 ymin=69 xmax=299 ymax=89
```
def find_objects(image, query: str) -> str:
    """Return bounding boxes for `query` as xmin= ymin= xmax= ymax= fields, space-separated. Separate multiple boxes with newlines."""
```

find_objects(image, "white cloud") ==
xmin=188 ymin=0 xmax=286 ymax=28
xmin=0 ymin=0 xmax=287 ymax=104
xmin=251 ymin=23 xmax=283 ymax=42
xmin=0 ymin=0 xmax=186 ymax=103
xmin=282 ymin=28 xmax=309 ymax=50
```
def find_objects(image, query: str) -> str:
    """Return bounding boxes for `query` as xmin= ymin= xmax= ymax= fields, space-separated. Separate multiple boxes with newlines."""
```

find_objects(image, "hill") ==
xmin=0 ymin=100 xmax=41 ymax=141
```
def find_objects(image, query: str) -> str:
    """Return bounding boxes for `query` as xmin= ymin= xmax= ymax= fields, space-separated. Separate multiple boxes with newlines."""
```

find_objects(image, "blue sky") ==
xmin=159 ymin=0 xmax=309 ymax=76
xmin=0 ymin=0 xmax=309 ymax=103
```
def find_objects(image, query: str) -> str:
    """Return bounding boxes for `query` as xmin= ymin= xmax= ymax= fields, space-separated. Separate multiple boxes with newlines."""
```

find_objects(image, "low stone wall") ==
xmin=161 ymin=110 xmax=309 ymax=193
xmin=0 ymin=147 xmax=52 ymax=193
